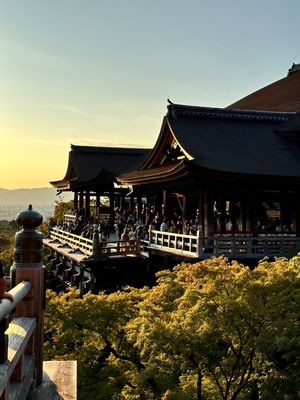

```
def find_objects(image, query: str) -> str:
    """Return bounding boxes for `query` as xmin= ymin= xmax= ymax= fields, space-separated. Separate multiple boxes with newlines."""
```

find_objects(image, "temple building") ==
xmin=118 ymin=103 xmax=300 ymax=238
xmin=50 ymin=144 xmax=150 ymax=221
xmin=119 ymin=63 xmax=300 ymax=234
xmin=49 ymin=63 xmax=300 ymax=262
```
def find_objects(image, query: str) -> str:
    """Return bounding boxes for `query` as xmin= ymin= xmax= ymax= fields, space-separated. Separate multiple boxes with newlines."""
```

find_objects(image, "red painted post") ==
xmin=10 ymin=205 xmax=45 ymax=385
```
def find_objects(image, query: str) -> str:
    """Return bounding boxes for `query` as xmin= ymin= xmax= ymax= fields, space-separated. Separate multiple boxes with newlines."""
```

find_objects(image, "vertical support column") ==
xmin=218 ymin=197 xmax=226 ymax=232
xmin=182 ymin=195 xmax=187 ymax=223
xmin=0 ymin=316 xmax=9 ymax=364
xmin=162 ymin=190 xmax=167 ymax=218
xmin=280 ymin=190 xmax=290 ymax=227
xmin=130 ymin=196 xmax=134 ymax=214
xmin=73 ymin=191 xmax=78 ymax=210
xmin=79 ymin=192 xmax=84 ymax=210
xmin=239 ymin=190 xmax=247 ymax=232
xmin=136 ymin=194 xmax=142 ymax=221
xmin=96 ymin=193 xmax=100 ymax=217
xmin=120 ymin=193 xmax=125 ymax=211
xmin=245 ymin=191 xmax=253 ymax=232
xmin=10 ymin=205 xmax=45 ymax=386
xmin=203 ymin=190 xmax=214 ymax=237
xmin=109 ymin=191 xmax=115 ymax=224
xmin=198 ymin=193 xmax=204 ymax=233
xmin=292 ymin=191 xmax=300 ymax=235
xmin=85 ymin=191 xmax=90 ymax=217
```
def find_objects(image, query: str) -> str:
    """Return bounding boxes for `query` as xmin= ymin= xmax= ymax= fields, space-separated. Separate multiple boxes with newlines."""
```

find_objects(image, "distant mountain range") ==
xmin=0 ymin=187 xmax=72 ymax=205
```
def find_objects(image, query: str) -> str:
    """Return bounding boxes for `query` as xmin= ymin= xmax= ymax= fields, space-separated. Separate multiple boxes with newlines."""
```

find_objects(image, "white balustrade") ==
xmin=148 ymin=229 xmax=300 ymax=259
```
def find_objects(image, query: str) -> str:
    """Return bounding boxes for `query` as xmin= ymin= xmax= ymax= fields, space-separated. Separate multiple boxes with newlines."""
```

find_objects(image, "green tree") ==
xmin=44 ymin=256 xmax=300 ymax=399
xmin=53 ymin=199 xmax=74 ymax=222
xmin=0 ymin=220 xmax=19 ymax=274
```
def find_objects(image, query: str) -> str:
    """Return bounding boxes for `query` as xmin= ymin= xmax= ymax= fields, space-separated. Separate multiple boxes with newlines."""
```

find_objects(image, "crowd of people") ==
xmin=50 ymin=207 xmax=202 ymax=244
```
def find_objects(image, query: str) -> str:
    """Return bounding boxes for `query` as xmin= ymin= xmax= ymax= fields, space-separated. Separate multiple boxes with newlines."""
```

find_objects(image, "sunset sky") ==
xmin=1 ymin=0 xmax=300 ymax=189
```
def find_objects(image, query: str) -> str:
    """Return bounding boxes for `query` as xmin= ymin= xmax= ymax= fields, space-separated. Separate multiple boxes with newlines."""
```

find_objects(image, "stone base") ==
xmin=31 ymin=361 xmax=77 ymax=400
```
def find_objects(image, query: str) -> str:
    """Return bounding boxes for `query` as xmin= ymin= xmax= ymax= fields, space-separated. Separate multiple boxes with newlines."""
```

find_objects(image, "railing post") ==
xmin=10 ymin=205 xmax=45 ymax=386
xmin=196 ymin=230 xmax=202 ymax=257
xmin=92 ymin=232 xmax=100 ymax=259
xmin=0 ymin=315 xmax=9 ymax=364
xmin=148 ymin=225 xmax=152 ymax=245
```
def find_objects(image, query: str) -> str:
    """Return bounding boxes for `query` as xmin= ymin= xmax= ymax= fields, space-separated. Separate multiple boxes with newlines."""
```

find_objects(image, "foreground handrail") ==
xmin=0 ymin=281 xmax=31 ymax=320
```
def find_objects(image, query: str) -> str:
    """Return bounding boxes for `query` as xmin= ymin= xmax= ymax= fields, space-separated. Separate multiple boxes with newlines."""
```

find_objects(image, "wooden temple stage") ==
xmin=44 ymin=227 xmax=300 ymax=293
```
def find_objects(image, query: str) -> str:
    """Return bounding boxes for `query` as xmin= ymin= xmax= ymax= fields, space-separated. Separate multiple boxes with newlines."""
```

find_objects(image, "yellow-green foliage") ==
xmin=45 ymin=256 xmax=300 ymax=399
xmin=53 ymin=200 xmax=74 ymax=222
xmin=0 ymin=221 xmax=19 ymax=274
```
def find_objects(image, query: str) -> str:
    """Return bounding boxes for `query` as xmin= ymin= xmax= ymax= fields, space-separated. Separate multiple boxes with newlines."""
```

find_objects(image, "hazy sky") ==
xmin=1 ymin=0 xmax=299 ymax=189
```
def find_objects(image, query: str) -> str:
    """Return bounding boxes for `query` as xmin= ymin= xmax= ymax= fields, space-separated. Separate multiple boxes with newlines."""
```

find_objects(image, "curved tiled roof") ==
xmin=167 ymin=104 xmax=300 ymax=177
xmin=120 ymin=103 xmax=300 ymax=186
xmin=228 ymin=64 xmax=300 ymax=112
xmin=51 ymin=145 xmax=150 ymax=190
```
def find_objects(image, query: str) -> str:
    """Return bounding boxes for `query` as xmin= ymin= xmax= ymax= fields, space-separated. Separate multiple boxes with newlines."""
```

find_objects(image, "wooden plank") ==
xmin=0 ymin=317 xmax=36 ymax=395
xmin=9 ymin=355 xmax=34 ymax=400
xmin=10 ymin=354 xmax=24 ymax=382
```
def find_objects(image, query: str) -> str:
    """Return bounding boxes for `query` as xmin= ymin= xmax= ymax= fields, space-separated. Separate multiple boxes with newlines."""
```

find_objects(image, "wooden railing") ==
xmin=49 ymin=228 xmax=141 ymax=258
xmin=0 ymin=206 xmax=45 ymax=400
xmin=148 ymin=229 xmax=200 ymax=257
xmin=63 ymin=213 xmax=77 ymax=223
xmin=0 ymin=281 xmax=37 ymax=400
xmin=148 ymin=230 xmax=300 ymax=259
xmin=207 ymin=234 xmax=300 ymax=258
xmin=50 ymin=228 xmax=94 ymax=256
xmin=49 ymin=228 xmax=300 ymax=260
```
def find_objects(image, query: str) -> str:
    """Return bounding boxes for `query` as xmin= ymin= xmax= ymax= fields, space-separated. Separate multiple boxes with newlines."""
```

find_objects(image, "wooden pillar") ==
xmin=292 ymin=191 xmax=300 ymax=235
xmin=280 ymin=190 xmax=290 ymax=226
xmin=245 ymin=192 xmax=251 ymax=231
xmin=239 ymin=190 xmax=248 ymax=232
xmin=182 ymin=195 xmax=187 ymax=223
xmin=203 ymin=191 xmax=214 ymax=237
xmin=162 ymin=190 xmax=167 ymax=218
xmin=96 ymin=193 xmax=100 ymax=216
xmin=79 ymin=192 xmax=84 ymax=210
xmin=109 ymin=191 xmax=115 ymax=224
xmin=74 ymin=191 xmax=78 ymax=210
xmin=85 ymin=191 xmax=90 ymax=217
xmin=129 ymin=196 xmax=134 ymax=213
xmin=120 ymin=194 xmax=125 ymax=211
xmin=198 ymin=193 xmax=204 ymax=233
xmin=137 ymin=194 xmax=142 ymax=221
xmin=218 ymin=196 xmax=226 ymax=232
xmin=10 ymin=206 xmax=45 ymax=385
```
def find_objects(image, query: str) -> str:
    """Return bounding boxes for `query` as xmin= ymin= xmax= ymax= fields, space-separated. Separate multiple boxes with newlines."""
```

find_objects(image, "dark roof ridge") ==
xmin=167 ymin=103 xmax=295 ymax=122
xmin=70 ymin=144 xmax=151 ymax=154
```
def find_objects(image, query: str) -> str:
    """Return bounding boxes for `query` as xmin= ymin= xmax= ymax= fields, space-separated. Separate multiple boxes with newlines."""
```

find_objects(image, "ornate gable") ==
xmin=140 ymin=117 xmax=193 ymax=170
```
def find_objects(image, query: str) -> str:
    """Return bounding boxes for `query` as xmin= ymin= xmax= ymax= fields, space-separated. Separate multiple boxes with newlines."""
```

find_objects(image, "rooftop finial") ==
xmin=288 ymin=63 xmax=300 ymax=76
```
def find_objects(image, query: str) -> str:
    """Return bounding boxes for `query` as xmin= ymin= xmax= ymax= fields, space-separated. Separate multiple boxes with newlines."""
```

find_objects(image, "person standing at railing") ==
xmin=160 ymin=219 xmax=168 ymax=232
xmin=168 ymin=220 xmax=177 ymax=233
xmin=121 ymin=227 xmax=130 ymax=243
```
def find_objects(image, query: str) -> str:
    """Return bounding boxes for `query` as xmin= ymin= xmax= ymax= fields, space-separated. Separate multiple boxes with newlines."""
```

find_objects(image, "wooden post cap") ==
xmin=13 ymin=205 xmax=43 ymax=266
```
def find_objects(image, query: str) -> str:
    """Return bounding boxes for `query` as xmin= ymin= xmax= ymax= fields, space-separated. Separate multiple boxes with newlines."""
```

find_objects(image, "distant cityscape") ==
xmin=0 ymin=187 xmax=72 ymax=221
xmin=0 ymin=203 xmax=55 ymax=222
